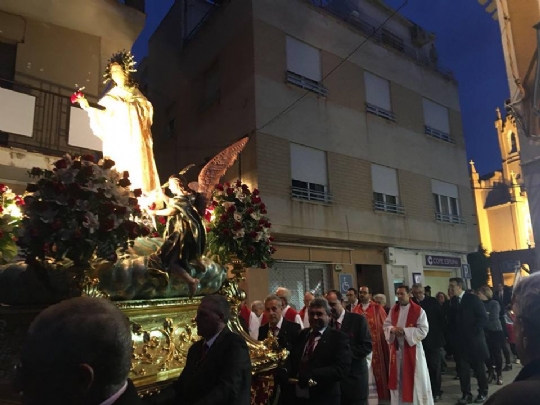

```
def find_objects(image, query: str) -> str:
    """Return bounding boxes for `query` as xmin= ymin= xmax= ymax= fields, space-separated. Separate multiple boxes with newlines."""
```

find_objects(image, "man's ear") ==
xmin=76 ymin=363 xmax=94 ymax=394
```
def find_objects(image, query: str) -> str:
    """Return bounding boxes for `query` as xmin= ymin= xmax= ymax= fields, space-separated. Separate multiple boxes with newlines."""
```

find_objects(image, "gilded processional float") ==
xmin=0 ymin=52 xmax=283 ymax=404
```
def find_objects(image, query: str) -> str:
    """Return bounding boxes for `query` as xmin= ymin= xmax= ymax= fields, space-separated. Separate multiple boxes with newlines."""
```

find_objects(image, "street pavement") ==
xmin=437 ymin=360 xmax=522 ymax=404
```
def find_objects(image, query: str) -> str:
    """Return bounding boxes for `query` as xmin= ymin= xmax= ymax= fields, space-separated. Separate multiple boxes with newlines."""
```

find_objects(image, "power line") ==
xmin=257 ymin=0 xmax=409 ymax=132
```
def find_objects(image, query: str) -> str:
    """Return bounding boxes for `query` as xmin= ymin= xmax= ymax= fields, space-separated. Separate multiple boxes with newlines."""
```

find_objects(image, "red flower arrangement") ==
xmin=205 ymin=180 xmax=275 ymax=268
xmin=17 ymin=154 xmax=148 ymax=265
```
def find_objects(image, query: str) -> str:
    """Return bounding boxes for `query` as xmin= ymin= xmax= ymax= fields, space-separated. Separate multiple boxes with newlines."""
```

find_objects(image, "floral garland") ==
xmin=205 ymin=180 xmax=275 ymax=269
xmin=18 ymin=154 xmax=150 ymax=265
xmin=0 ymin=184 xmax=23 ymax=263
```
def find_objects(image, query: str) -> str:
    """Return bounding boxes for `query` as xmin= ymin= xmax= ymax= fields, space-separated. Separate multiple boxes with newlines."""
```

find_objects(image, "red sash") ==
xmin=283 ymin=306 xmax=299 ymax=323
xmin=388 ymin=300 xmax=421 ymax=403
xmin=239 ymin=303 xmax=251 ymax=325
xmin=299 ymin=306 xmax=307 ymax=322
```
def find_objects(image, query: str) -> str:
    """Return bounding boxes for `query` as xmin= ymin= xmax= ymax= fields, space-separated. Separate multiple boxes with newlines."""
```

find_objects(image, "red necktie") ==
xmin=271 ymin=326 xmax=279 ymax=336
xmin=336 ymin=321 xmax=341 ymax=331
xmin=304 ymin=331 xmax=320 ymax=358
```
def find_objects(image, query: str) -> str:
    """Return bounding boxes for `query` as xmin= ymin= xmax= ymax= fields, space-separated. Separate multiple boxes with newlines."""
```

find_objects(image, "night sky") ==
xmin=133 ymin=0 xmax=509 ymax=176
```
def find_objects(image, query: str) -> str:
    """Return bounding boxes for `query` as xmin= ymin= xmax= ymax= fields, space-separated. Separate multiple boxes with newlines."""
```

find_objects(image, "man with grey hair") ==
xmin=276 ymin=287 xmax=303 ymax=327
xmin=373 ymin=293 xmax=390 ymax=314
xmin=19 ymin=297 xmax=141 ymax=405
xmin=286 ymin=297 xmax=351 ymax=405
xmin=485 ymin=273 xmax=540 ymax=405
xmin=175 ymin=294 xmax=252 ymax=405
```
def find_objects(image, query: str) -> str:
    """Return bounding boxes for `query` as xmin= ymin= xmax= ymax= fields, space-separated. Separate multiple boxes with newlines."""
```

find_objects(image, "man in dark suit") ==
xmin=449 ymin=277 xmax=489 ymax=404
xmin=19 ymin=297 xmax=143 ymax=405
xmin=485 ymin=273 xmax=540 ymax=405
xmin=345 ymin=287 xmax=359 ymax=312
xmin=258 ymin=294 xmax=301 ymax=405
xmin=493 ymin=283 xmax=513 ymax=370
xmin=286 ymin=297 xmax=351 ymax=405
xmin=326 ymin=289 xmax=372 ymax=405
xmin=174 ymin=295 xmax=252 ymax=405
xmin=412 ymin=284 xmax=446 ymax=402
xmin=258 ymin=294 xmax=301 ymax=348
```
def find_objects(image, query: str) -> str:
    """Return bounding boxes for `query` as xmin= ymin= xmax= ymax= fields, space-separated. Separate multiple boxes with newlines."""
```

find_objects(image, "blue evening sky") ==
xmin=133 ymin=0 xmax=508 ymax=175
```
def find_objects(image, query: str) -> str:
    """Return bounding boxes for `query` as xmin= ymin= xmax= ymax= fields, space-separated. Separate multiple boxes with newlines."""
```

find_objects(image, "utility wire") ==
xmin=257 ymin=0 xmax=409 ymax=132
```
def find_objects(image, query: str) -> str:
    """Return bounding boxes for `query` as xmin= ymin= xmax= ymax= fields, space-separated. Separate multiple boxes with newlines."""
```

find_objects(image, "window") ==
xmin=431 ymin=179 xmax=464 ymax=224
xmin=423 ymin=99 xmax=452 ymax=142
xmin=381 ymin=28 xmax=405 ymax=52
xmin=0 ymin=42 xmax=16 ymax=90
xmin=286 ymin=36 xmax=327 ymax=96
xmin=371 ymin=164 xmax=403 ymax=214
xmin=364 ymin=72 xmax=395 ymax=121
xmin=290 ymin=143 xmax=331 ymax=203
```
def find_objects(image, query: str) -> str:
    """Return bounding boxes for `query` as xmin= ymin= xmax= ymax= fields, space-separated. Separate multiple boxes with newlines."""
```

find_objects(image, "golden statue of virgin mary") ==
xmin=77 ymin=51 xmax=161 ymax=198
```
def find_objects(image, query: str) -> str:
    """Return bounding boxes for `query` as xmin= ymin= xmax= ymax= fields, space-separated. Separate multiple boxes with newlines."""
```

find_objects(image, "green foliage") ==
xmin=467 ymin=245 xmax=490 ymax=290
xmin=205 ymin=180 xmax=275 ymax=268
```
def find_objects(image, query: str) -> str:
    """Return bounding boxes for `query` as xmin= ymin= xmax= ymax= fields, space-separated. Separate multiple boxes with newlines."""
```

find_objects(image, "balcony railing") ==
xmin=366 ymin=103 xmax=396 ymax=122
xmin=304 ymin=0 xmax=455 ymax=81
xmin=425 ymin=125 xmax=454 ymax=143
xmin=374 ymin=200 xmax=405 ymax=214
xmin=286 ymin=71 xmax=328 ymax=96
xmin=291 ymin=186 xmax=333 ymax=203
xmin=435 ymin=212 xmax=465 ymax=224
xmin=0 ymin=78 xmax=102 ymax=158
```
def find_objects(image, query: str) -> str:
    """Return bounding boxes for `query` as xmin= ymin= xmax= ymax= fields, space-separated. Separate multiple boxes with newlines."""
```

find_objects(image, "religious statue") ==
xmin=75 ymin=51 xmax=161 ymax=199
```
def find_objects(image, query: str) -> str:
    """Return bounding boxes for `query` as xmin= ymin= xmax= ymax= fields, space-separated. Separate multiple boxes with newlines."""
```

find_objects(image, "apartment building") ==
xmin=148 ymin=0 xmax=478 ymax=305
xmin=0 ymin=0 xmax=145 ymax=193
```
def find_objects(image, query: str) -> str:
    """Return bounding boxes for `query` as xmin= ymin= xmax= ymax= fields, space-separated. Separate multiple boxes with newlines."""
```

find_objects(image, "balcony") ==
xmin=374 ymin=200 xmax=405 ymax=214
xmin=291 ymin=183 xmax=333 ymax=204
xmin=435 ymin=212 xmax=465 ymax=225
xmin=0 ymin=78 xmax=102 ymax=158
xmin=425 ymin=125 xmax=454 ymax=143
xmin=366 ymin=103 xmax=396 ymax=122
xmin=286 ymin=71 xmax=328 ymax=96
xmin=305 ymin=0 xmax=455 ymax=81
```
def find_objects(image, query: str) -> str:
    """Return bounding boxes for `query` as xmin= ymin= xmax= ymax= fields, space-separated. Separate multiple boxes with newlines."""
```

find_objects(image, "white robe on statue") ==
xmin=383 ymin=305 xmax=433 ymax=405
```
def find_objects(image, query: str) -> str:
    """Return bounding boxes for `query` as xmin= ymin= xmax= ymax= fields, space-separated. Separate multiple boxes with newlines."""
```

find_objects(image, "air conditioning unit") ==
xmin=384 ymin=247 xmax=396 ymax=264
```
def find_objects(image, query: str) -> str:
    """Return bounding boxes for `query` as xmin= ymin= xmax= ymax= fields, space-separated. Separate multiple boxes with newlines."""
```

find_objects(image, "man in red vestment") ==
xmin=299 ymin=291 xmax=314 ymax=328
xmin=353 ymin=286 xmax=390 ymax=401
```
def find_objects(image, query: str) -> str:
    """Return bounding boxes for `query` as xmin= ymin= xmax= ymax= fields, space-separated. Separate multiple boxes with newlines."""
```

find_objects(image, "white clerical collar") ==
xmin=400 ymin=302 xmax=410 ymax=307
xmin=98 ymin=380 xmax=127 ymax=405
xmin=205 ymin=329 xmax=223 ymax=348
xmin=337 ymin=309 xmax=345 ymax=324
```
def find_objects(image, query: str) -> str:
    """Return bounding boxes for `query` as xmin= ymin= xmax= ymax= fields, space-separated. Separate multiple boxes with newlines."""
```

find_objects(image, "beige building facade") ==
xmin=148 ymin=0 xmax=478 ymax=306
xmin=0 ymin=0 xmax=145 ymax=193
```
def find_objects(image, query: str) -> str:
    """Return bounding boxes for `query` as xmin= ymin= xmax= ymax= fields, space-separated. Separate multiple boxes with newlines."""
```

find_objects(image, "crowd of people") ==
xmin=16 ymin=275 xmax=540 ymax=405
